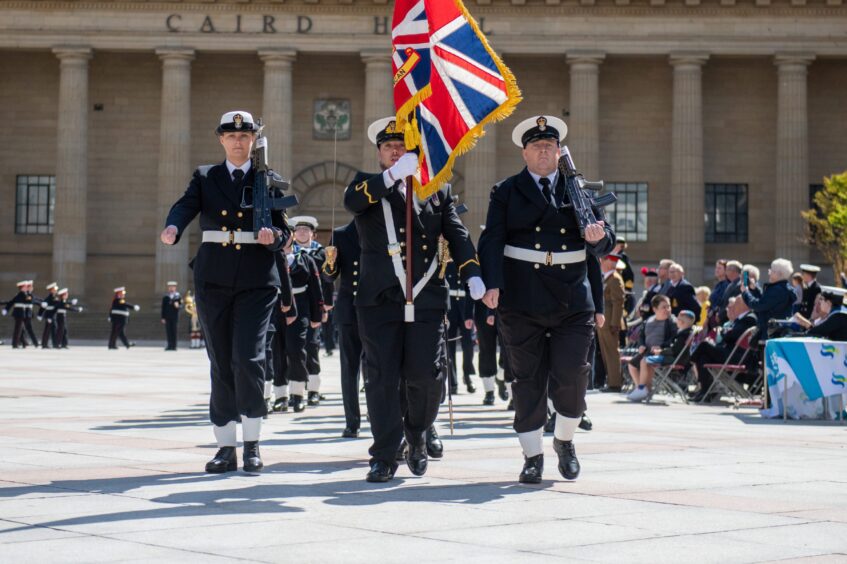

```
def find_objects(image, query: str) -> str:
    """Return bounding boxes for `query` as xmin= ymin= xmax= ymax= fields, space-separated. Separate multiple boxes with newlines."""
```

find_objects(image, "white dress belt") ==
xmin=292 ymin=286 xmax=307 ymax=295
xmin=449 ymin=289 xmax=467 ymax=298
xmin=202 ymin=231 xmax=258 ymax=244
xmin=110 ymin=310 xmax=130 ymax=316
xmin=504 ymin=245 xmax=587 ymax=266
xmin=13 ymin=303 xmax=33 ymax=309
xmin=56 ymin=309 xmax=67 ymax=314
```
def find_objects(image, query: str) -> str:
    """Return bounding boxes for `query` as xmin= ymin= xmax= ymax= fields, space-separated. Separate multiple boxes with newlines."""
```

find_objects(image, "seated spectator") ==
xmin=741 ymin=258 xmax=795 ymax=341
xmin=646 ymin=310 xmax=696 ymax=367
xmin=695 ymin=286 xmax=711 ymax=328
xmin=627 ymin=294 xmax=677 ymax=402
xmin=793 ymin=286 xmax=847 ymax=341
xmin=666 ymin=263 xmax=701 ymax=323
xmin=633 ymin=268 xmax=660 ymax=323
xmin=690 ymin=297 xmax=758 ymax=402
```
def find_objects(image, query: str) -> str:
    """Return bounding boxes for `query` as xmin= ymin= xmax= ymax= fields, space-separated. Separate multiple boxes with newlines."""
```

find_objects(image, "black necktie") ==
xmin=539 ymin=177 xmax=553 ymax=205
xmin=232 ymin=169 xmax=244 ymax=184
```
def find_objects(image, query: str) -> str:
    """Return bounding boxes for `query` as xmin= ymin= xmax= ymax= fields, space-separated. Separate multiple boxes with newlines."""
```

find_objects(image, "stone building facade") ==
xmin=1 ymin=0 xmax=845 ymax=302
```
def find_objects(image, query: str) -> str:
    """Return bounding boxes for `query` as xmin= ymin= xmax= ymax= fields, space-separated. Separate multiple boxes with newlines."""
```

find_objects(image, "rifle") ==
xmin=557 ymin=146 xmax=617 ymax=237
xmin=240 ymin=118 xmax=299 ymax=239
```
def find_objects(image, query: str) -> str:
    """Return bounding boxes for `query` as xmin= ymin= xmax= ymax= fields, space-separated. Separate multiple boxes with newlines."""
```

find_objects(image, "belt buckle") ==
xmin=545 ymin=251 xmax=553 ymax=266
xmin=227 ymin=231 xmax=235 ymax=245
xmin=387 ymin=242 xmax=401 ymax=256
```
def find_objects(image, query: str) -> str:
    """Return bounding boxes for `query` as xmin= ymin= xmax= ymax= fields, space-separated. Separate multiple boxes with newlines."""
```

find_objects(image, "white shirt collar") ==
xmin=528 ymin=170 xmax=558 ymax=192
xmin=225 ymin=160 xmax=251 ymax=178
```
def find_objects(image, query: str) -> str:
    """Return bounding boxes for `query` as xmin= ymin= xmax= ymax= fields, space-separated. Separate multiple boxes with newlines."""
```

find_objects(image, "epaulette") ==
xmin=490 ymin=177 xmax=509 ymax=194
xmin=197 ymin=165 xmax=215 ymax=178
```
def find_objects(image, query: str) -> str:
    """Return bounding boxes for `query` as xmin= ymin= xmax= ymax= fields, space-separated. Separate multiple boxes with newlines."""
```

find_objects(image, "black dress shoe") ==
xmin=543 ymin=414 xmax=555 ymax=434
xmin=396 ymin=439 xmax=408 ymax=461
xmin=406 ymin=441 xmax=428 ymax=476
xmin=579 ymin=414 xmax=593 ymax=431
xmin=600 ymin=386 xmax=622 ymax=393
xmin=242 ymin=441 xmax=263 ymax=472
xmin=341 ymin=427 xmax=359 ymax=438
xmin=307 ymin=391 xmax=320 ymax=406
xmin=519 ymin=454 xmax=543 ymax=484
xmin=426 ymin=426 xmax=443 ymax=459
xmin=507 ymin=398 xmax=515 ymax=411
xmin=289 ymin=395 xmax=306 ymax=412
xmin=463 ymin=374 xmax=476 ymax=394
xmin=273 ymin=397 xmax=289 ymax=412
xmin=366 ymin=461 xmax=395 ymax=483
xmin=553 ymin=438 xmax=580 ymax=480
xmin=482 ymin=391 xmax=495 ymax=406
xmin=496 ymin=379 xmax=509 ymax=401
xmin=205 ymin=447 xmax=237 ymax=473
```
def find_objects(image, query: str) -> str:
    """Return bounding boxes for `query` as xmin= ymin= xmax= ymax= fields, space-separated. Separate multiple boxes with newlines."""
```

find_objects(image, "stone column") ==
xmin=775 ymin=54 xmax=814 ymax=264
xmin=154 ymin=48 xmax=194 ymax=294
xmin=463 ymin=125 xmax=498 ymax=243
xmin=52 ymin=46 xmax=92 ymax=296
xmin=259 ymin=49 xmax=296 ymax=175
xmin=361 ymin=49 xmax=394 ymax=170
xmin=669 ymin=53 xmax=708 ymax=282
xmin=567 ymin=52 xmax=605 ymax=180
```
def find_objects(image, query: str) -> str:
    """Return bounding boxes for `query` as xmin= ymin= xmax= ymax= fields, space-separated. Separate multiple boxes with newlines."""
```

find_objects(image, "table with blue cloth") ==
xmin=762 ymin=337 xmax=847 ymax=420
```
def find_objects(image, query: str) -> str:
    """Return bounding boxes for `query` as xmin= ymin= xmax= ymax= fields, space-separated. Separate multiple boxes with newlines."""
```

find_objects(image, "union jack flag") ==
xmin=392 ymin=0 xmax=521 ymax=199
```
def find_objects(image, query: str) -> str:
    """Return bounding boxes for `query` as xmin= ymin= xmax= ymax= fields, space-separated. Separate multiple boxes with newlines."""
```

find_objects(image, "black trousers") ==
xmin=339 ymin=321 xmax=363 ymax=431
xmin=285 ymin=297 xmax=310 ymax=384
xmin=23 ymin=318 xmax=38 ymax=347
xmin=323 ymin=311 xmax=337 ymax=353
xmin=195 ymin=282 xmax=276 ymax=427
xmin=474 ymin=308 xmax=499 ymax=378
xmin=108 ymin=318 xmax=130 ymax=348
xmin=306 ymin=324 xmax=321 ymax=376
xmin=272 ymin=326 xmax=287 ymax=387
xmin=165 ymin=318 xmax=178 ymax=350
xmin=498 ymin=307 xmax=594 ymax=432
xmin=41 ymin=318 xmax=55 ymax=348
xmin=55 ymin=315 xmax=68 ymax=348
xmin=691 ymin=342 xmax=730 ymax=390
xmin=358 ymin=304 xmax=445 ymax=467
xmin=446 ymin=302 xmax=475 ymax=388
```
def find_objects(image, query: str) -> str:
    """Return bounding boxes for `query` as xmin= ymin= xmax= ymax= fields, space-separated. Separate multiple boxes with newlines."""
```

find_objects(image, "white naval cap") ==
xmin=166 ymin=281 xmax=178 ymax=286
xmin=114 ymin=286 xmax=126 ymax=293
xmin=512 ymin=115 xmax=568 ymax=147
xmin=46 ymin=282 xmax=58 ymax=290
xmin=367 ymin=117 xmax=405 ymax=146
xmin=821 ymin=285 xmax=847 ymax=297
xmin=58 ymin=288 xmax=69 ymax=295
xmin=290 ymin=216 xmax=319 ymax=230
xmin=16 ymin=280 xmax=27 ymax=287
xmin=799 ymin=264 xmax=821 ymax=274
xmin=216 ymin=110 xmax=259 ymax=134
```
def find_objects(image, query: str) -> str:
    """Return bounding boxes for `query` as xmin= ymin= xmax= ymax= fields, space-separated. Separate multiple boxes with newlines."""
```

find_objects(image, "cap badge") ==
xmin=386 ymin=120 xmax=397 ymax=134
xmin=233 ymin=114 xmax=243 ymax=129
xmin=536 ymin=116 xmax=547 ymax=131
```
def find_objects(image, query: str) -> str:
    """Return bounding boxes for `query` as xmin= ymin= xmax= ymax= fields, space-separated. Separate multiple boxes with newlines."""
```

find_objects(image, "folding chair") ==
xmin=701 ymin=326 xmax=759 ymax=402
xmin=651 ymin=326 xmax=702 ymax=404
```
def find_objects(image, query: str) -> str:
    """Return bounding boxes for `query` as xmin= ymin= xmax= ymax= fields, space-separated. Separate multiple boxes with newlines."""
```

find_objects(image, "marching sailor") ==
xmin=108 ymin=287 xmax=140 ymax=349
xmin=343 ymin=117 xmax=486 ymax=482
xmin=478 ymin=116 xmax=615 ymax=483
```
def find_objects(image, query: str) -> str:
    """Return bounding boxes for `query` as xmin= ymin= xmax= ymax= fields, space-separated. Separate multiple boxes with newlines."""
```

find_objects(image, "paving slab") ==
xmin=1 ymin=346 xmax=846 ymax=562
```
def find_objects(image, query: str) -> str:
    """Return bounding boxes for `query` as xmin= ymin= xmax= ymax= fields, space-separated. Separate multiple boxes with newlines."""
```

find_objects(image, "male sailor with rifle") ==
xmin=478 ymin=116 xmax=616 ymax=484
xmin=160 ymin=111 xmax=295 ymax=474
xmin=343 ymin=117 xmax=486 ymax=483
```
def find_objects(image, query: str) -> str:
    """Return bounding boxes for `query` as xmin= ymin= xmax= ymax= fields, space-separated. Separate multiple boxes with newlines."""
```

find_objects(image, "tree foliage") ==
xmin=802 ymin=171 xmax=847 ymax=285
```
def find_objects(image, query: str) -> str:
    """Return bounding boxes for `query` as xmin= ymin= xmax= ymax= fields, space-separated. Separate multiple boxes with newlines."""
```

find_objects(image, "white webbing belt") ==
xmin=292 ymin=286 xmax=307 ymax=295
xmin=13 ymin=303 xmax=33 ymax=309
xmin=202 ymin=231 xmax=258 ymax=245
xmin=56 ymin=309 xmax=67 ymax=314
xmin=450 ymin=289 xmax=467 ymax=298
xmin=504 ymin=245 xmax=587 ymax=266
xmin=110 ymin=310 xmax=130 ymax=317
xmin=381 ymin=199 xmax=439 ymax=302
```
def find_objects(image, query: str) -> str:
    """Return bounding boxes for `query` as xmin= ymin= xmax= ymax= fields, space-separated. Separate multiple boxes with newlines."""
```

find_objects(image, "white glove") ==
xmin=468 ymin=276 xmax=486 ymax=301
xmin=384 ymin=153 xmax=418 ymax=185
xmin=79 ymin=307 xmax=84 ymax=313
xmin=1 ymin=310 xmax=6 ymax=316
xmin=37 ymin=316 xmax=43 ymax=322
xmin=134 ymin=305 xmax=141 ymax=311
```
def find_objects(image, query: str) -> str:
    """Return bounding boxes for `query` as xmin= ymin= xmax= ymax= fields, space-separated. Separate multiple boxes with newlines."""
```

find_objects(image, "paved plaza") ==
xmin=0 ymin=346 xmax=845 ymax=563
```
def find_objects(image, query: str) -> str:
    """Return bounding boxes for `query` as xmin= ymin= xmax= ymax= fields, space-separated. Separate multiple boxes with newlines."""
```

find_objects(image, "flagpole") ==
xmin=404 ymin=174 xmax=415 ymax=323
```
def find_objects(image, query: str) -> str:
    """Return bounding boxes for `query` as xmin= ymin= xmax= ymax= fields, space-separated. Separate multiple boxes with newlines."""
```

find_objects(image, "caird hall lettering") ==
xmin=165 ymin=15 xmax=494 ymax=35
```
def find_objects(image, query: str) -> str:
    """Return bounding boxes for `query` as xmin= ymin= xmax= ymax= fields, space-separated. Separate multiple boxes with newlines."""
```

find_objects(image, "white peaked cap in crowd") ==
xmin=512 ymin=115 xmax=568 ymax=147
xmin=166 ymin=281 xmax=178 ymax=286
xmin=46 ymin=282 xmax=58 ymax=290
xmin=114 ymin=287 xmax=126 ymax=293
xmin=367 ymin=117 xmax=405 ymax=146
xmin=58 ymin=288 xmax=69 ymax=295
xmin=16 ymin=280 xmax=27 ymax=287
xmin=290 ymin=216 xmax=319 ymax=230
xmin=799 ymin=264 xmax=821 ymax=273
xmin=821 ymin=286 xmax=847 ymax=297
